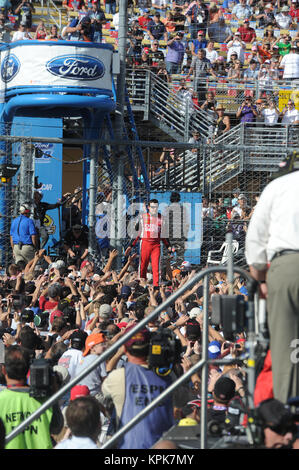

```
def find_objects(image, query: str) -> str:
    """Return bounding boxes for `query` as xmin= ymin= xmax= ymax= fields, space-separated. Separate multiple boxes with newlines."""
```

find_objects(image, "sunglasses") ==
xmin=269 ymin=423 xmax=297 ymax=436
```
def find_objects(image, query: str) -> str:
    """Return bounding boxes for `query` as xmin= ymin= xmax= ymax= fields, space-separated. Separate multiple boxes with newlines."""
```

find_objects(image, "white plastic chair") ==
xmin=207 ymin=240 xmax=239 ymax=265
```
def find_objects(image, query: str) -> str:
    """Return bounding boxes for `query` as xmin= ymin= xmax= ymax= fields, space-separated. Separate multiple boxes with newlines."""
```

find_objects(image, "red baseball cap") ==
xmin=70 ymin=385 xmax=90 ymax=401
xmin=50 ymin=309 xmax=63 ymax=324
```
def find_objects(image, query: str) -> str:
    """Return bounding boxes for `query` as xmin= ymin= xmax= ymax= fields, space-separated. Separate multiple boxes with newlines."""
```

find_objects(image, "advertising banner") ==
xmin=0 ymin=42 xmax=114 ymax=94
xmin=151 ymin=191 xmax=202 ymax=265
xmin=11 ymin=117 xmax=63 ymax=250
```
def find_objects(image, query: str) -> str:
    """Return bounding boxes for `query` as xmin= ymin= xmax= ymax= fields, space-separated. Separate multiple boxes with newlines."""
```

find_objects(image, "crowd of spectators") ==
xmin=0 ymin=0 xmax=298 ymax=452
xmin=3 ymin=184 xmax=297 ymax=450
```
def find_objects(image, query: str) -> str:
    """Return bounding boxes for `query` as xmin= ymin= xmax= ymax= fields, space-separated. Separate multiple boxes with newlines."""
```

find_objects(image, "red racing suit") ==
xmin=131 ymin=212 xmax=170 ymax=286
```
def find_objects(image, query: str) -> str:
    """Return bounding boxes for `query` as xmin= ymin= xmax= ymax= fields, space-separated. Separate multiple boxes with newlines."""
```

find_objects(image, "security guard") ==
xmin=10 ymin=204 xmax=38 ymax=264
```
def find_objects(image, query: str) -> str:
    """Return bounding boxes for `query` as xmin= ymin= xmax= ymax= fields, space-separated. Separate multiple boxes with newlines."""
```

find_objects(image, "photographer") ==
xmin=165 ymin=31 xmax=185 ymax=75
xmin=63 ymin=15 xmax=94 ymax=41
xmin=63 ymin=224 xmax=89 ymax=269
xmin=236 ymin=96 xmax=258 ymax=124
xmin=257 ymin=398 xmax=298 ymax=449
xmin=0 ymin=345 xmax=63 ymax=449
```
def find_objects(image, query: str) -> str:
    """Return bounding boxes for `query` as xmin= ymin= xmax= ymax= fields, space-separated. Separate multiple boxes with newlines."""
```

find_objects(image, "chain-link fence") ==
xmin=0 ymin=125 xmax=295 ymax=272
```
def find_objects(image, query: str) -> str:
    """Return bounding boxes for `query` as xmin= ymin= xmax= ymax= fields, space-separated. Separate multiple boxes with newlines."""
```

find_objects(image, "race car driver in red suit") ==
xmin=125 ymin=199 xmax=172 ymax=286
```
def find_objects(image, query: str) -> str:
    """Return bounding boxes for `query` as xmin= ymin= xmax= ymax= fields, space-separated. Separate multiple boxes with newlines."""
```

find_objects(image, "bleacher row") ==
xmin=17 ymin=1 xmax=299 ymax=55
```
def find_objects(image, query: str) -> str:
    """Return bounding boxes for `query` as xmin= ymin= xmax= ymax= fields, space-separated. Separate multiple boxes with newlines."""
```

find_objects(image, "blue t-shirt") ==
xmin=10 ymin=215 xmax=37 ymax=245
xmin=192 ymin=38 xmax=208 ymax=54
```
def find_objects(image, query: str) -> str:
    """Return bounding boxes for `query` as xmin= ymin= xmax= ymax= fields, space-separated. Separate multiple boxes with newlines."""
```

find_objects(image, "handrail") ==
xmin=5 ymin=262 xmax=257 ymax=449
xmin=47 ymin=0 xmax=62 ymax=31
xmin=150 ymin=122 xmax=291 ymax=191
xmin=126 ymin=68 xmax=216 ymax=140
xmin=101 ymin=264 xmax=257 ymax=449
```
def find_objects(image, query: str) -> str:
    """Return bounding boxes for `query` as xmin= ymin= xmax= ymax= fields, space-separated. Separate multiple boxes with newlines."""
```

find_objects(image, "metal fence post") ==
xmin=88 ymin=142 xmax=98 ymax=260
xmin=200 ymin=272 xmax=210 ymax=449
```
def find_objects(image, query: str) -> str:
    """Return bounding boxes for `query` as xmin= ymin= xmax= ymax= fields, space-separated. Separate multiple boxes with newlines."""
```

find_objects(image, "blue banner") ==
xmin=11 ymin=117 xmax=63 ymax=250
xmin=151 ymin=191 xmax=202 ymax=265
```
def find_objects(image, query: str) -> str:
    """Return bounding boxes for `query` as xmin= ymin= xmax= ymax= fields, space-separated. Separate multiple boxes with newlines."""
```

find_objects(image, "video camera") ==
xmin=148 ymin=327 xmax=182 ymax=377
xmin=29 ymin=358 xmax=55 ymax=398
xmin=211 ymin=294 xmax=247 ymax=341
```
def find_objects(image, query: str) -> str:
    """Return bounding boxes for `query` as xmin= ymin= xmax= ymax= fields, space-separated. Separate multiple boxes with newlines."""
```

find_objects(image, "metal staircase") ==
xmin=150 ymin=122 xmax=290 ymax=192
xmin=126 ymin=68 xmax=216 ymax=142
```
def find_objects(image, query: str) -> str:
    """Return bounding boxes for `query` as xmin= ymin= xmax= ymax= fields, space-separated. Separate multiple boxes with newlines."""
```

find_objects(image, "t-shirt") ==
xmin=237 ymin=26 xmax=256 ymax=43
xmin=280 ymin=52 xmax=299 ymax=79
xmin=227 ymin=40 xmax=245 ymax=63
xmin=261 ymin=108 xmax=279 ymax=125
xmin=76 ymin=354 xmax=107 ymax=396
xmin=277 ymin=41 xmax=291 ymax=56
xmin=55 ymin=436 xmax=99 ymax=449
xmin=281 ymin=108 xmax=299 ymax=124
xmin=205 ymin=48 xmax=218 ymax=63
xmin=275 ymin=12 xmax=293 ymax=29
xmin=39 ymin=295 xmax=58 ymax=312
xmin=58 ymin=348 xmax=84 ymax=380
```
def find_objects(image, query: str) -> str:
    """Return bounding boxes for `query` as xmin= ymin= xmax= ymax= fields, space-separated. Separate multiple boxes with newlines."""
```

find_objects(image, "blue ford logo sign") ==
xmin=1 ymin=54 xmax=20 ymax=83
xmin=46 ymin=55 xmax=105 ymax=81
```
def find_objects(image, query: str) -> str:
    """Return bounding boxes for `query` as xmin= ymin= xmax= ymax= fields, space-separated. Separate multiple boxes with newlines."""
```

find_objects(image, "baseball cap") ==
xmin=181 ymin=260 xmax=191 ymax=271
xmin=238 ymin=193 xmax=247 ymax=200
xmin=189 ymin=307 xmax=202 ymax=319
xmin=244 ymin=18 xmax=249 ymax=22
xmin=208 ymin=340 xmax=222 ymax=359
xmin=116 ymin=321 xmax=130 ymax=329
xmin=50 ymin=309 xmax=63 ymax=324
xmin=53 ymin=365 xmax=70 ymax=386
xmin=19 ymin=204 xmax=30 ymax=214
xmin=83 ymin=332 xmax=106 ymax=356
xmin=185 ymin=319 xmax=201 ymax=341
xmin=99 ymin=304 xmax=113 ymax=318
xmin=256 ymin=99 xmax=263 ymax=104
xmin=214 ymin=377 xmax=236 ymax=401
xmin=70 ymin=329 xmax=88 ymax=348
xmin=235 ymin=31 xmax=241 ymax=35
xmin=20 ymin=309 xmax=34 ymax=323
xmin=70 ymin=385 xmax=90 ymax=401
xmin=125 ymin=326 xmax=151 ymax=350
xmin=80 ymin=260 xmax=91 ymax=270
xmin=281 ymin=5 xmax=290 ymax=10
xmin=198 ymin=30 xmax=204 ymax=34
xmin=172 ymin=268 xmax=181 ymax=278
xmin=121 ymin=285 xmax=132 ymax=297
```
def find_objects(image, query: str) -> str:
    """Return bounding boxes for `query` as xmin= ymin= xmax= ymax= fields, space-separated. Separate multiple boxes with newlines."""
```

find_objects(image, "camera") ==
xmin=211 ymin=294 xmax=247 ymax=341
xmin=148 ymin=327 xmax=182 ymax=376
xmin=29 ymin=358 xmax=54 ymax=398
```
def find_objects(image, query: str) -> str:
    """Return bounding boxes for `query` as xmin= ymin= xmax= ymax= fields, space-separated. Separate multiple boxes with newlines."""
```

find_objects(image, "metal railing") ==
xmin=183 ymin=77 xmax=299 ymax=113
xmin=5 ymin=256 xmax=259 ymax=450
xmin=126 ymin=68 xmax=216 ymax=141
xmin=150 ymin=123 xmax=292 ymax=192
xmin=46 ymin=0 xmax=62 ymax=30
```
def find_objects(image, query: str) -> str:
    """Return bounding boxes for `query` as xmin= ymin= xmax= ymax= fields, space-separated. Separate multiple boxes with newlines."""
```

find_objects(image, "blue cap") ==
xmin=208 ymin=340 xmax=222 ymax=359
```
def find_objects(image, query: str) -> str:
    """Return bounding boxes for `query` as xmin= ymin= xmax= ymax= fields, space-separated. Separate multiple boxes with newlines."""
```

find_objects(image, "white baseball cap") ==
xmin=189 ymin=307 xmax=202 ymax=318
xmin=181 ymin=261 xmax=191 ymax=270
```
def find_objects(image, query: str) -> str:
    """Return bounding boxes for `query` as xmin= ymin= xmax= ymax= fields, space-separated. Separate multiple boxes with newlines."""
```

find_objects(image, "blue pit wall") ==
xmin=0 ymin=40 xmax=118 ymax=262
